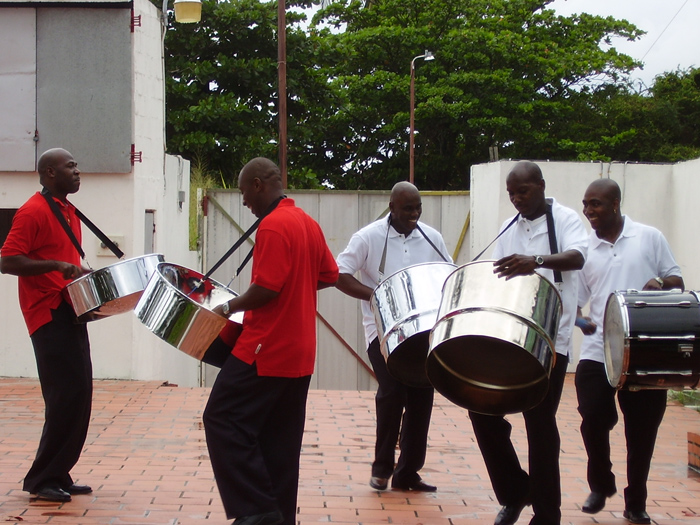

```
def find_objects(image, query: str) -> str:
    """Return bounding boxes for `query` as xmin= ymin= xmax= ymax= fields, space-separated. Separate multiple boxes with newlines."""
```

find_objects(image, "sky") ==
xmin=550 ymin=0 xmax=699 ymax=88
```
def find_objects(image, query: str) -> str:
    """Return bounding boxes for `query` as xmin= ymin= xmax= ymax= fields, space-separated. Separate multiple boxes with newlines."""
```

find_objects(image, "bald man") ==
xmin=1 ymin=148 xmax=93 ymax=502
xmin=576 ymin=179 xmax=683 ymax=525
xmin=203 ymin=158 xmax=338 ymax=525
xmin=470 ymin=161 xmax=588 ymax=525
xmin=336 ymin=181 xmax=452 ymax=492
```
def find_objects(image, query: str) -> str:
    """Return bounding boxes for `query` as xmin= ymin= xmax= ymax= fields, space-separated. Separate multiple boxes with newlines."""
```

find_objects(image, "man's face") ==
xmin=238 ymin=173 xmax=262 ymax=217
xmin=506 ymin=174 xmax=545 ymax=220
xmin=389 ymin=191 xmax=422 ymax=235
xmin=582 ymin=185 xmax=617 ymax=232
xmin=51 ymin=152 xmax=81 ymax=195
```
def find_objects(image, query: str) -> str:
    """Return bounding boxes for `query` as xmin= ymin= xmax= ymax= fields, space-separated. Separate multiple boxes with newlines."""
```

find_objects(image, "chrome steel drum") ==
xmin=604 ymin=290 xmax=700 ymax=391
xmin=67 ymin=254 xmax=165 ymax=322
xmin=370 ymin=262 xmax=456 ymax=387
xmin=134 ymin=263 xmax=243 ymax=361
xmin=427 ymin=260 xmax=562 ymax=415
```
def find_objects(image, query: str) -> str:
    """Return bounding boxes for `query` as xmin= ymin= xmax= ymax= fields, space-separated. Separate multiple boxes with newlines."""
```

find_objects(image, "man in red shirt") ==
xmin=0 ymin=148 xmax=93 ymax=502
xmin=204 ymin=157 xmax=339 ymax=525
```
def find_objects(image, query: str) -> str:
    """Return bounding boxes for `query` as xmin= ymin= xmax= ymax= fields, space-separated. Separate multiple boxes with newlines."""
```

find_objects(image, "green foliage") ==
xmin=669 ymin=390 xmax=700 ymax=413
xmin=162 ymin=0 xmax=699 ymax=191
xmin=551 ymin=67 xmax=700 ymax=162
xmin=164 ymin=0 xmax=337 ymax=188
xmin=311 ymin=0 xmax=645 ymax=189
xmin=188 ymin=155 xmax=222 ymax=251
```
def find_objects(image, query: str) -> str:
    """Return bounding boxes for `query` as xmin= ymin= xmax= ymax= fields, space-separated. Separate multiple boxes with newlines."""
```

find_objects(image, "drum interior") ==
xmin=385 ymin=332 xmax=432 ymax=388
xmin=427 ymin=334 xmax=550 ymax=415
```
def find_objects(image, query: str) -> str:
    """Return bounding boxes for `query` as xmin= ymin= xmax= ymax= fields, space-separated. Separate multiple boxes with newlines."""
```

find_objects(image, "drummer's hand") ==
xmin=575 ymin=316 xmax=597 ymax=335
xmin=212 ymin=301 xmax=229 ymax=318
xmin=494 ymin=254 xmax=536 ymax=280
xmin=643 ymin=278 xmax=663 ymax=291
xmin=56 ymin=262 xmax=86 ymax=280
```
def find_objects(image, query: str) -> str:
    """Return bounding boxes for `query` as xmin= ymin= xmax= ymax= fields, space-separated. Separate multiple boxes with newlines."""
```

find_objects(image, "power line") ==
xmin=640 ymin=0 xmax=690 ymax=62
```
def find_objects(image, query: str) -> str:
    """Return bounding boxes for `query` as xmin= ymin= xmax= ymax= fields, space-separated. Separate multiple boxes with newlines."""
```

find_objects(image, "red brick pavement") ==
xmin=0 ymin=376 xmax=698 ymax=524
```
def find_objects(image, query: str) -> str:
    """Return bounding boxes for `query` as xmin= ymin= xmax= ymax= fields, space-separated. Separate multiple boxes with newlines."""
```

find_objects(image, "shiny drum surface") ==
xmin=604 ymin=290 xmax=700 ymax=390
xmin=427 ymin=260 xmax=562 ymax=415
xmin=370 ymin=262 xmax=456 ymax=387
xmin=67 ymin=254 xmax=165 ymax=322
xmin=134 ymin=263 xmax=243 ymax=360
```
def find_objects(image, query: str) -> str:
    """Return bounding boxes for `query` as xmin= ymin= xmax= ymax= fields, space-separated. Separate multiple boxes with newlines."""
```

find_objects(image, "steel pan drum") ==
xmin=370 ymin=262 xmax=456 ymax=387
xmin=427 ymin=260 xmax=562 ymax=415
xmin=134 ymin=263 xmax=243 ymax=360
xmin=67 ymin=254 xmax=165 ymax=322
xmin=604 ymin=289 xmax=700 ymax=391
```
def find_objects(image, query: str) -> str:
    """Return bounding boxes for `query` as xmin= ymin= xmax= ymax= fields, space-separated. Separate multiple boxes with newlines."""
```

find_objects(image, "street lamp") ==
xmin=172 ymin=0 xmax=202 ymax=23
xmin=162 ymin=0 xmax=288 ymax=187
xmin=409 ymin=50 xmax=434 ymax=184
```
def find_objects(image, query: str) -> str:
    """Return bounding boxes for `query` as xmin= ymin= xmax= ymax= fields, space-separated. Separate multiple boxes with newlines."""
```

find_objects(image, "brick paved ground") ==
xmin=0 ymin=376 xmax=698 ymax=524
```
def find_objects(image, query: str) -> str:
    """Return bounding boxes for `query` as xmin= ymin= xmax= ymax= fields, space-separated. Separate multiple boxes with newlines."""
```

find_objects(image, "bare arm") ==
xmin=0 ymin=254 xmax=86 ymax=280
xmin=494 ymin=249 xmax=585 ymax=279
xmin=335 ymin=273 xmax=373 ymax=301
xmin=212 ymin=283 xmax=279 ymax=316
xmin=317 ymin=278 xmax=338 ymax=290
xmin=642 ymin=275 xmax=684 ymax=291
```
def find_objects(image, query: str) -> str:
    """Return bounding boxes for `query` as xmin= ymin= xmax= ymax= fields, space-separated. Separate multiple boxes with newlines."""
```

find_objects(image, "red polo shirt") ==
xmin=232 ymin=199 xmax=339 ymax=377
xmin=1 ymin=192 xmax=82 ymax=335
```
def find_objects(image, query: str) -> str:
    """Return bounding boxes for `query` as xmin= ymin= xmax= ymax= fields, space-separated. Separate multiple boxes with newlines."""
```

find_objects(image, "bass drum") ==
xmin=370 ymin=262 xmax=456 ymax=387
xmin=66 ymin=254 xmax=164 ymax=322
xmin=427 ymin=260 xmax=562 ymax=415
xmin=134 ymin=263 xmax=243 ymax=362
xmin=604 ymin=290 xmax=700 ymax=390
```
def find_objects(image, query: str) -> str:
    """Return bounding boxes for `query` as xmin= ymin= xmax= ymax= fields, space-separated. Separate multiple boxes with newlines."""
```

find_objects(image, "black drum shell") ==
xmin=604 ymin=290 xmax=700 ymax=390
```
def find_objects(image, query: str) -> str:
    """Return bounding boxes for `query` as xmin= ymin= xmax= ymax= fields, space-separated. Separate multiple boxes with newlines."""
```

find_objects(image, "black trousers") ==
xmin=23 ymin=301 xmax=92 ymax=493
xmin=469 ymin=354 xmax=569 ymax=525
xmin=367 ymin=337 xmax=434 ymax=485
xmin=575 ymin=359 xmax=667 ymax=512
xmin=203 ymin=355 xmax=311 ymax=525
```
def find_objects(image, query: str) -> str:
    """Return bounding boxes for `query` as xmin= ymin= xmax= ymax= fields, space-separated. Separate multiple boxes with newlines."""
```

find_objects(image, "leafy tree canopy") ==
xmin=313 ymin=0 xmax=643 ymax=189
xmin=161 ymin=0 xmax=699 ymax=190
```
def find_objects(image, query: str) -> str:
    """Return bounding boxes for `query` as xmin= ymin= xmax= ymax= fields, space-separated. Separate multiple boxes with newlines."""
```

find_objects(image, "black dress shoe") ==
xmin=369 ymin=476 xmax=389 ymax=490
xmin=65 ymin=484 xmax=92 ymax=495
xmin=494 ymin=501 xmax=529 ymax=525
xmin=391 ymin=479 xmax=437 ymax=492
xmin=582 ymin=491 xmax=609 ymax=514
xmin=35 ymin=486 xmax=71 ymax=502
xmin=232 ymin=510 xmax=283 ymax=525
xmin=623 ymin=509 xmax=651 ymax=524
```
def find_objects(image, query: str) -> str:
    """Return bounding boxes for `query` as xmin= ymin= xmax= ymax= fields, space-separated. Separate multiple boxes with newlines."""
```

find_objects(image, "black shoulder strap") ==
xmin=41 ymin=188 xmax=124 ymax=260
xmin=416 ymin=224 xmax=449 ymax=262
xmin=545 ymin=201 xmax=562 ymax=283
xmin=41 ymin=188 xmax=85 ymax=259
xmin=200 ymin=195 xmax=285 ymax=284
xmin=472 ymin=213 xmax=519 ymax=262
xmin=75 ymin=208 xmax=124 ymax=258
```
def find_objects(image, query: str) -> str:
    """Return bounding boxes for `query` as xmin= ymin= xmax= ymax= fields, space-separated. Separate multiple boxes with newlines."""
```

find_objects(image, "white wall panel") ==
xmin=37 ymin=8 xmax=132 ymax=173
xmin=0 ymin=9 xmax=36 ymax=171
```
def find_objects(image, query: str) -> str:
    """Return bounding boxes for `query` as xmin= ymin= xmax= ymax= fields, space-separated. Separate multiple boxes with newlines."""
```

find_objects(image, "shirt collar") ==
xmin=589 ymin=214 xmax=634 ymax=248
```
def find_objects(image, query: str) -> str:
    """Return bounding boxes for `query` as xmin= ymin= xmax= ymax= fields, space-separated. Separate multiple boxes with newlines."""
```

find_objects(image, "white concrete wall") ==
xmin=471 ymin=159 xmax=699 ymax=368
xmin=0 ymin=0 xmax=200 ymax=386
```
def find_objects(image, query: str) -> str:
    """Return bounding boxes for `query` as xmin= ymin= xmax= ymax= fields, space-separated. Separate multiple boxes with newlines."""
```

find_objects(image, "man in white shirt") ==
xmin=576 ymin=178 xmax=683 ymax=525
xmin=470 ymin=161 xmax=588 ymax=525
xmin=335 ymin=181 xmax=452 ymax=492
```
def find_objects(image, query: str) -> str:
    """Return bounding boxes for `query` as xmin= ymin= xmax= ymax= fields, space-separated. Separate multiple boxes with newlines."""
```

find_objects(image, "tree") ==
xmin=312 ymin=0 xmax=643 ymax=189
xmin=551 ymin=67 xmax=700 ymax=162
xmin=163 ymin=0 xmax=340 ymax=187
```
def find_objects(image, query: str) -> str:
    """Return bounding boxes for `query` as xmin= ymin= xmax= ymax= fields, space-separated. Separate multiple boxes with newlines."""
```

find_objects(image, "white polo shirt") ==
xmin=336 ymin=217 xmax=452 ymax=348
xmin=578 ymin=215 xmax=682 ymax=363
xmin=493 ymin=197 xmax=588 ymax=358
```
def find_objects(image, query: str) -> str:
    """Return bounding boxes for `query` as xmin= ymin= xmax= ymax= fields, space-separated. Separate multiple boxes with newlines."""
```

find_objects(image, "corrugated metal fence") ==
xmin=201 ymin=189 xmax=471 ymax=390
